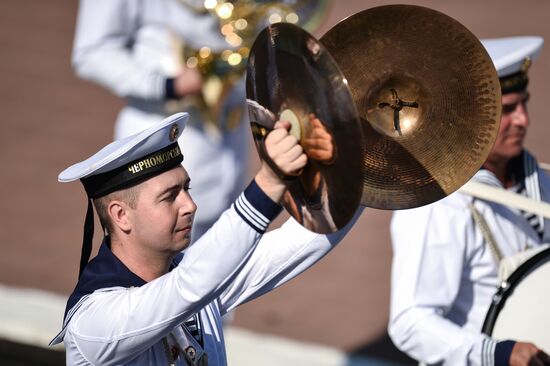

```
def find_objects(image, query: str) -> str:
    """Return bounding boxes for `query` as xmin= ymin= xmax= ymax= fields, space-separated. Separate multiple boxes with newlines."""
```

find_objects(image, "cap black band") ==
xmin=81 ymin=143 xmax=183 ymax=199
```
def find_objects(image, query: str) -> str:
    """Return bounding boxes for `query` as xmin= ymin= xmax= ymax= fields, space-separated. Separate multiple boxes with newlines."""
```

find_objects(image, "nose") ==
xmin=178 ymin=190 xmax=197 ymax=217
xmin=511 ymin=102 xmax=529 ymax=127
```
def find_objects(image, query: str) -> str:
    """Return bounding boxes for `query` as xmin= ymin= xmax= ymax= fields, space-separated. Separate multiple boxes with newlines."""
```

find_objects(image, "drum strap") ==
xmin=469 ymin=201 xmax=504 ymax=263
xmin=469 ymin=200 xmax=550 ymax=280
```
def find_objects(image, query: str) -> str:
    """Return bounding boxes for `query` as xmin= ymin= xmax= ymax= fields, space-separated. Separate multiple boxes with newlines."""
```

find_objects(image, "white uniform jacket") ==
xmin=51 ymin=181 xmax=364 ymax=365
xmin=389 ymin=164 xmax=550 ymax=365
xmin=72 ymin=0 xmax=250 ymax=238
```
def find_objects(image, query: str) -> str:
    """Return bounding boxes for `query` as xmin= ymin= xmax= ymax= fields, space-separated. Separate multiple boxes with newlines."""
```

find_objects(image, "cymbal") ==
xmin=246 ymin=22 xmax=364 ymax=233
xmin=321 ymin=5 xmax=501 ymax=209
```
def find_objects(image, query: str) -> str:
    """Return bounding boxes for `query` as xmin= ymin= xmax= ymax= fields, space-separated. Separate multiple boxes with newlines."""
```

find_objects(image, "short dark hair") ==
xmin=93 ymin=185 xmax=141 ymax=234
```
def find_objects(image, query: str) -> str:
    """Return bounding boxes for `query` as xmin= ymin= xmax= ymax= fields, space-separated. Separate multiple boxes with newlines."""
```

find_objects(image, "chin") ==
xmin=171 ymin=234 xmax=191 ymax=252
xmin=177 ymin=239 xmax=191 ymax=251
xmin=500 ymin=142 xmax=524 ymax=160
xmin=510 ymin=146 xmax=524 ymax=159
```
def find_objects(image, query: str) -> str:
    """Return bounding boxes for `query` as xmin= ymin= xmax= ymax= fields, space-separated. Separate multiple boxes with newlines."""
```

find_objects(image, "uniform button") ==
xmin=185 ymin=346 xmax=196 ymax=361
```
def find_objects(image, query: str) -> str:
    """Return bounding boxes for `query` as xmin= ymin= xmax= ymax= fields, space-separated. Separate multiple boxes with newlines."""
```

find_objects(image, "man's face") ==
xmin=488 ymin=90 xmax=530 ymax=163
xmin=129 ymin=166 xmax=197 ymax=254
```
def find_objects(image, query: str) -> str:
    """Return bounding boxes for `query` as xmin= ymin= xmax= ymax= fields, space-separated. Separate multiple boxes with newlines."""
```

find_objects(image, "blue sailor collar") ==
xmin=63 ymin=238 xmax=142 ymax=319
xmin=59 ymin=242 xmax=207 ymax=354
xmin=65 ymin=238 xmax=183 ymax=321
xmin=50 ymin=238 xmax=182 ymax=345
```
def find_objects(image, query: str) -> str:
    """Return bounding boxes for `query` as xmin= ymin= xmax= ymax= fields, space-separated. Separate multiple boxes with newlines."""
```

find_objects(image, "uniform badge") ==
xmin=521 ymin=56 xmax=532 ymax=73
xmin=170 ymin=124 xmax=179 ymax=142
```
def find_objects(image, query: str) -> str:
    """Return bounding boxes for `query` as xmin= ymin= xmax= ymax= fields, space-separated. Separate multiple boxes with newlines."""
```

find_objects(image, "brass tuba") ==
xmin=177 ymin=0 xmax=330 ymax=130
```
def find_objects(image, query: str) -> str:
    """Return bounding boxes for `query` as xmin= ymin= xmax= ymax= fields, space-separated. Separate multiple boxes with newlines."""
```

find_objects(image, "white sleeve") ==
xmin=388 ymin=203 xmax=497 ymax=366
xmin=66 ymin=185 xmax=281 ymax=365
xmin=72 ymin=0 xmax=166 ymax=100
xmin=217 ymin=207 xmax=365 ymax=313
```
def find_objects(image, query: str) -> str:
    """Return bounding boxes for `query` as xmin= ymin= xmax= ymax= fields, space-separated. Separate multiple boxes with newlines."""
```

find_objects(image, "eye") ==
xmin=166 ymin=193 xmax=178 ymax=201
xmin=502 ymin=103 xmax=517 ymax=115
xmin=162 ymin=190 xmax=178 ymax=202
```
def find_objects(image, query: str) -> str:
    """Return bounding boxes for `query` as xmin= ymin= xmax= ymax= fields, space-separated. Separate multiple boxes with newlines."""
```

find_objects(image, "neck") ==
xmin=110 ymin=236 xmax=173 ymax=282
xmin=483 ymin=157 xmax=512 ymax=188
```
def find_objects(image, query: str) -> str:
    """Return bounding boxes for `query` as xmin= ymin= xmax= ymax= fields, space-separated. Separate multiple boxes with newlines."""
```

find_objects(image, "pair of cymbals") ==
xmin=246 ymin=5 xmax=501 ymax=233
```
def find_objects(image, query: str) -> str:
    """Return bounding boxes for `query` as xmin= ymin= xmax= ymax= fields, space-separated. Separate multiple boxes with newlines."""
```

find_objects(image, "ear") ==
xmin=108 ymin=200 xmax=132 ymax=233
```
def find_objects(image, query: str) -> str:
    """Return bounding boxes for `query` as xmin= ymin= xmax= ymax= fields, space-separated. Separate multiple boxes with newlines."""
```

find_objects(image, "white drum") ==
xmin=482 ymin=247 xmax=550 ymax=352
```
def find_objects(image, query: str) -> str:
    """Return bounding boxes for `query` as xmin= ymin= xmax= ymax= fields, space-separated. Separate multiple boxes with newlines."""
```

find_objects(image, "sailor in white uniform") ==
xmin=389 ymin=37 xmax=550 ymax=365
xmin=72 ymin=0 xmax=250 ymax=241
xmin=50 ymin=112 xmax=363 ymax=365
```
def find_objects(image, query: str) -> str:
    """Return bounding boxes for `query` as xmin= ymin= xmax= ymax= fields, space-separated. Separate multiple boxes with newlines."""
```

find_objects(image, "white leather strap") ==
xmin=459 ymin=181 xmax=550 ymax=219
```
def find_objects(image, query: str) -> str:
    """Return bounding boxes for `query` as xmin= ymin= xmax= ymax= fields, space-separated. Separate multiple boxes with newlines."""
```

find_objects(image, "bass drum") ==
xmin=482 ymin=246 xmax=550 ymax=352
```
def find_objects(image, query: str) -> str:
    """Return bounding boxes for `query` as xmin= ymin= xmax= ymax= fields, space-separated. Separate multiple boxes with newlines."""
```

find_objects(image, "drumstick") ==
xmin=459 ymin=181 xmax=550 ymax=219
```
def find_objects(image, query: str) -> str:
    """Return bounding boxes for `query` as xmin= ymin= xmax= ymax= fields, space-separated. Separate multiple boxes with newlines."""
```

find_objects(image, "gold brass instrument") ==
xmin=246 ymin=5 xmax=502 ymax=233
xmin=179 ymin=0 xmax=330 ymax=129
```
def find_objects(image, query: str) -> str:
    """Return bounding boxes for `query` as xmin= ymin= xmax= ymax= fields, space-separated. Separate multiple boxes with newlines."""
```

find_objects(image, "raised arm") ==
xmin=217 ymin=206 xmax=364 ymax=313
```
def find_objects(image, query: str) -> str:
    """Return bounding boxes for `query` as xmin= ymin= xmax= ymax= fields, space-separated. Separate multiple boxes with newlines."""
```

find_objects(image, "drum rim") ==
xmin=482 ymin=246 xmax=550 ymax=335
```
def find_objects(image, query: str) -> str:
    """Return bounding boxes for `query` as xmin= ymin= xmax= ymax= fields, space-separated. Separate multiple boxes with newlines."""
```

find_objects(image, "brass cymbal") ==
xmin=246 ymin=22 xmax=364 ymax=233
xmin=321 ymin=5 xmax=501 ymax=209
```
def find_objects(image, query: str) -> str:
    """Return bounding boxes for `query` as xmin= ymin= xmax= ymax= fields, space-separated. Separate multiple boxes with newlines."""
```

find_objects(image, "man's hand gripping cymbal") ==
xmin=255 ymin=120 xmax=307 ymax=203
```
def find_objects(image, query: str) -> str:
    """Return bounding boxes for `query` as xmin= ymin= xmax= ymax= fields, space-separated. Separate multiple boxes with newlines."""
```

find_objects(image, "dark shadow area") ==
xmin=348 ymin=332 xmax=417 ymax=365
xmin=0 ymin=339 xmax=65 ymax=366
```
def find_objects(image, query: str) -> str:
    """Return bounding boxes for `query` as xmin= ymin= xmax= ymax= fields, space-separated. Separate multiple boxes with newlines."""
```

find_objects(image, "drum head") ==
xmin=482 ymin=246 xmax=550 ymax=352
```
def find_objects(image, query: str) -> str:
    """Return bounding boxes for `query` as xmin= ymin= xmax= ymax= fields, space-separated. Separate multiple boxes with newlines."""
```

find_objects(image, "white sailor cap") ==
xmin=481 ymin=36 xmax=544 ymax=93
xmin=60 ymin=112 xmax=188 ymax=198
xmin=59 ymin=112 xmax=188 ymax=278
